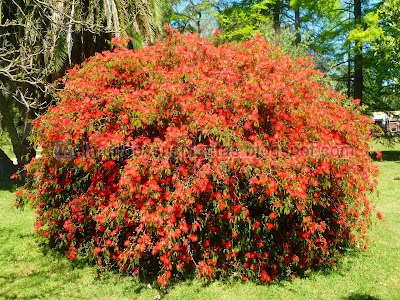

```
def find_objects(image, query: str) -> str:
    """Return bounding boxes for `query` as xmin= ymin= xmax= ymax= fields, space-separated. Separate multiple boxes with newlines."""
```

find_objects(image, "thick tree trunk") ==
xmin=84 ymin=30 xmax=95 ymax=58
xmin=354 ymin=0 xmax=363 ymax=103
xmin=0 ymin=92 xmax=34 ymax=167
xmin=0 ymin=148 xmax=17 ymax=181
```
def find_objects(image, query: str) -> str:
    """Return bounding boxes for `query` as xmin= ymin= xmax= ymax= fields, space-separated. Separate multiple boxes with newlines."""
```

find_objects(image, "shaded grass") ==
xmin=0 ymin=143 xmax=399 ymax=299
xmin=370 ymin=139 xmax=400 ymax=162
xmin=0 ymin=143 xmax=42 ymax=161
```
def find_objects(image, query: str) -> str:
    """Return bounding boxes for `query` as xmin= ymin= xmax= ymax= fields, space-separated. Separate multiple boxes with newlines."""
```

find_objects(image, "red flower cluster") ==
xmin=16 ymin=27 xmax=379 ymax=285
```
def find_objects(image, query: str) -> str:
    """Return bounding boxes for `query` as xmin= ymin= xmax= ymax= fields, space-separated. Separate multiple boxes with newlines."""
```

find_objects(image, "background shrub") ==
xmin=17 ymin=27 xmax=379 ymax=285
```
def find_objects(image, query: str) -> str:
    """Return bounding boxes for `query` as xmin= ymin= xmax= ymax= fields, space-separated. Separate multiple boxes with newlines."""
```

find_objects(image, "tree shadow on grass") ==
xmin=0 ymin=237 xmax=380 ymax=299
xmin=129 ymin=245 xmax=368 ymax=295
xmin=0 ymin=269 xmax=64 ymax=300
xmin=37 ymin=241 xmax=174 ymax=293
xmin=0 ymin=180 xmax=22 ymax=192
xmin=0 ymin=241 xmax=75 ymax=299
xmin=0 ymin=237 xmax=161 ymax=299
xmin=371 ymin=150 xmax=400 ymax=162
xmin=343 ymin=293 xmax=381 ymax=300
xmin=252 ymin=246 xmax=370 ymax=295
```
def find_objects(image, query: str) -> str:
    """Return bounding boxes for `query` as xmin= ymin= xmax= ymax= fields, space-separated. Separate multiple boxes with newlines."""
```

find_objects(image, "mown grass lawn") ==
xmin=0 ymin=142 xmax=399 ymax=299
xmin=0 ymin=141 xmax=14 ymax=160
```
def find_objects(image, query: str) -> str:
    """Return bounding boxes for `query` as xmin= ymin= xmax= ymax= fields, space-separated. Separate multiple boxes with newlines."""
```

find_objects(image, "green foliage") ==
xmin=216 ymin=1 xmax=311 ymax=58
xmin=167 ymin=0 xmax=218 ymax=35
xmin=216 ymin=0 xmax=347 ymax=63
xmin=217 ymin=1 xmax=269 ymax=42
xmin=53 ymin=32 xmax=69 ymax=74
xmin=354 ymin=0 xmax=400 ymax=111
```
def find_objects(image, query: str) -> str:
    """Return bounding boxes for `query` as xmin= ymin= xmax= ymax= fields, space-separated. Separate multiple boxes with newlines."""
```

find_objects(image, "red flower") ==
xmin=269 ymin=212 xmax=277 ymax=220
xmin=165 ymin=271 xmax=172 ymax=279
xmin=188 ymin=234 xmax=198 ymax=242
xmin=260 ymin=270 xmax=271 ymax=282
xmin=173 ymin=243 xmax=180 ymax=251
xmin=158 ymin=276 xmax=168 ymax=286
xmin=14 ymin=190 xmax=23 ymax=197
xmin=67 ymin=250 xmax=76 ymax=259
xmin=266 ymin=223 xmax=275 ymax=230
xmin=20 ymin=28 xmax=379 ymax=285
xmin=377 ymin=211 xmax=385 ymax=222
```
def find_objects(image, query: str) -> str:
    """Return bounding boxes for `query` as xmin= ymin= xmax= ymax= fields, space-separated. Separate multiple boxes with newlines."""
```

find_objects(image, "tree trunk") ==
xmin=294 ymin=6 xmax=301 ymax=46
xmin=196 ymin=12 xmax=202 ymax=34
xmin=354 ymin=0 xmax=363 ymax=103
xmin=273 ymin=3 xmax=281 ymax=43
xmin=83 ymin=30 xmax=95 ymax=58
xmin=347 ymin=48 xmax=352 ymax=98
xmin=0 ymin=91 xmax=34 ymax=167
xmin=0 ymin=148 xmax=17 ymax=181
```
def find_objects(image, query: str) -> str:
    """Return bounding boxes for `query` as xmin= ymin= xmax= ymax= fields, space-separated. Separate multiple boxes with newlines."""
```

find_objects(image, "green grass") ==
xmin=1 ymin=144 xmax=399 ymax=299
xmin=0 ymin=143 xmax=42 ymax=161
xmin=0 ymin=143 xmax=14 ymax=160
xmin=370 ymin=138 xmax=400 ymax=163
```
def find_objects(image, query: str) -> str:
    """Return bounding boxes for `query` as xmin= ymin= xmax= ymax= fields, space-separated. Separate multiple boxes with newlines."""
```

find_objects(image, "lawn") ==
xmin=0 ymin=142 xmax=399 ymax=299
xmin=0 ymin=140 xmax=14 ymax=160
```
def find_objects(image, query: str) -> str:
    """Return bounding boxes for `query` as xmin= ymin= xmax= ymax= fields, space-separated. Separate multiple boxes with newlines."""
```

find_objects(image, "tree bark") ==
xmin=0 ymin=91 xmax=33 ymax=166
xmin=294 ymin=6 xmax=301 ymax=46
xmin=347 ymin=52 xmax=352 ymax=98
xmin=354 ymin=0 xmax=363 ymax=103
xmin=0 ymin=148 xmax=17 ymax=181
xmin=273 ymin=3 xmax=281 ymax=43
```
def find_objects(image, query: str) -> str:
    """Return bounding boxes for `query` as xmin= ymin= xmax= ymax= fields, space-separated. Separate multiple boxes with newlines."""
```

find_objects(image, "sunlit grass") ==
xmin=0 ymin=141 xmax=14 ymax=159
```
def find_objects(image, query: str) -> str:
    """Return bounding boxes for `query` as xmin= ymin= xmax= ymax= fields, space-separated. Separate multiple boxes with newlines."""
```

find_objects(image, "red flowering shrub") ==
xmin=17 ymin=27 xmax=379 ymax=285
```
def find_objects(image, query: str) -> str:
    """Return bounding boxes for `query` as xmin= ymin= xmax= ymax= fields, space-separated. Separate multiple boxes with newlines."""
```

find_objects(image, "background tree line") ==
xmin=0 ymin=0 xmax=399 ymax=176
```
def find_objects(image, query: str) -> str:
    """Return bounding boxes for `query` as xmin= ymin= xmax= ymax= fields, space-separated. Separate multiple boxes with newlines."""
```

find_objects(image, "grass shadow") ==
xmin=342 ymin=293 xmax=381 ymax=300
xmin=0 ymin=269 xmax=67 ymax=300
xmin=0 ymin=180 xmax=23 ymax=192
xmin=371 ymin=151 xmax=400 ymax=162
xmin=37 ymin=240 xmax=177 ymax=294
xmin=32 ymin=239 xmax=370 ymax=295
